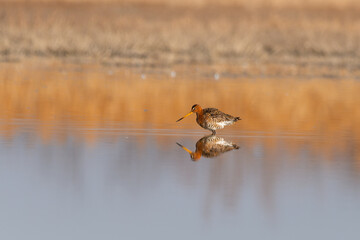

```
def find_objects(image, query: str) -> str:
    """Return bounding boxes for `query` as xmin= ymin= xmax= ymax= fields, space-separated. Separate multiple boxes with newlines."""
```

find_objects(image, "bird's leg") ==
xmin=211 ymin=130 xmax=216 ymax=135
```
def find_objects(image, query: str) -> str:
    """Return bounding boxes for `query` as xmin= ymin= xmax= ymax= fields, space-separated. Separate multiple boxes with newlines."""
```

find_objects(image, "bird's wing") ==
xmin=203 ymin=108 xmax=234 ymax=121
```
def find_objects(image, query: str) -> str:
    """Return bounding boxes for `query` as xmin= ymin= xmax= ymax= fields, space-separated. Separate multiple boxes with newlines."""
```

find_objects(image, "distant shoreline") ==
xmin=1 ymin=2 xmax=359 ymax=78
xmin=1 ymin=0 xmax=359 ymax=8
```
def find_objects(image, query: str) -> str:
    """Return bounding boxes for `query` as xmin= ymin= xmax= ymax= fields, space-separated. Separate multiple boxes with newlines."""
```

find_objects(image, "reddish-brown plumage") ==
xmin=176 ymin=104 xmax=241 ymax=134
xmin=177 ymin=135 xmax=240 ymax=161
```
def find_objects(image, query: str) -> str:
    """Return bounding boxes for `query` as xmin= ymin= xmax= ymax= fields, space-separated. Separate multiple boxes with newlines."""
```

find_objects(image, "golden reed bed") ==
xmin=3 ymin=0 xmax=359 ymax=7
xmin=1 ymin=1 xmax=360 ymax=79
xmin=0 ymin=60 xmax=359 ymax=165
xmin=0 ymin=61 xmax=359 ymax=134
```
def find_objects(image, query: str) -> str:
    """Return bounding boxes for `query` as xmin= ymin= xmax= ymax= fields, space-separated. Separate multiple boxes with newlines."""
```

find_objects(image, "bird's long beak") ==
xmin=176 ymin=142 xmax=193 ymax=154
xmin=176 ymin=111 xmax=193 ymax=122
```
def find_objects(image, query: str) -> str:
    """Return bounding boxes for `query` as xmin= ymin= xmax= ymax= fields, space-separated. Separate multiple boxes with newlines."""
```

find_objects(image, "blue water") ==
xmin=0 ymin=121 xmax=359 ymax=240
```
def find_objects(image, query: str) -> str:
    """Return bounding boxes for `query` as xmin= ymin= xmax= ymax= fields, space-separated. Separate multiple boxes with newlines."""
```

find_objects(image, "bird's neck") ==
xmin=195 ymin=108 xmax=203 ymax=117
xmin=191 ymin=151 xmax=202 ymax=161
xmin=192 ymin=141 xmax=204 ymax=161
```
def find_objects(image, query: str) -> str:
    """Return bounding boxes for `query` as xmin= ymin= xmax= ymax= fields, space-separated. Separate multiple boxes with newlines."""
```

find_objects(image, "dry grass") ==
xmin=1 ymin=61 xmax=359 ymax=132
xmin=0 ymin=60 xmax=359 ymax=177
xmin=2 ymin=0 xmax=360 ymax=8
xmin=0 ymin=61 xmax=359 ymax=162
xmin=0 ymin=2 xmax=360 ymax=77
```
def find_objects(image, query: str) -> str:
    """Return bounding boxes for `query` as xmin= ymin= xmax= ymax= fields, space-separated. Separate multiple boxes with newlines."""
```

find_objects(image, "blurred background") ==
xmin=1 ymin=0 xmax=360 ymax=78
xmin=1 ymin=1 xmax=360 ymax=240
xmin=1 ymin=0 xmax=360 ymax=152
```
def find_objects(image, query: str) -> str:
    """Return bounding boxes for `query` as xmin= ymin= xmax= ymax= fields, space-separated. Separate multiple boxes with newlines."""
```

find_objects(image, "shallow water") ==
xmin=1 ymin=61 xmax=360 ymax=240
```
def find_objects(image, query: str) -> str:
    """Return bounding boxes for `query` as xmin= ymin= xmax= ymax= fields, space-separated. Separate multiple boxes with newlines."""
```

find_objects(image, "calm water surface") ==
xmin=0 ymin=62 xmax=360 ymax=240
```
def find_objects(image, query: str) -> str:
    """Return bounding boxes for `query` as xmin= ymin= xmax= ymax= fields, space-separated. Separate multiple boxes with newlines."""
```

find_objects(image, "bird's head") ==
xmin=176 ymin=104 xmax=202 ymax=122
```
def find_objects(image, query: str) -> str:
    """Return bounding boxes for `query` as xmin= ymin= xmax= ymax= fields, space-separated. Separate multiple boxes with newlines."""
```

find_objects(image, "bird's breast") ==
xmin=196 ymin=115 xmax=205 ymax=126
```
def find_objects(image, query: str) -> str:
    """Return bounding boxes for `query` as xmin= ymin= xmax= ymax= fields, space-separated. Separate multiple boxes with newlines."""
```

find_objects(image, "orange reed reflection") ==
xmin=177 ymin=135 xmax=240 ymax=161
xmin=0 ymin=61 xmax=360 ymax=161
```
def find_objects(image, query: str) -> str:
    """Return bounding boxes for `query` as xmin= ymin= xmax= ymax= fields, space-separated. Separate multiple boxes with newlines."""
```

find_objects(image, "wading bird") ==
xmin=176 ymin=104 xmax=241 ymax=135
xmin=176 ymin=135 xmax=240 ymax=161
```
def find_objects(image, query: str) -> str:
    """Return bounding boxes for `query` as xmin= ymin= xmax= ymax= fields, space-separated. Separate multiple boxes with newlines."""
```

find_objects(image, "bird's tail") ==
xmin=234 ymin=117 xmax=241 ymax=122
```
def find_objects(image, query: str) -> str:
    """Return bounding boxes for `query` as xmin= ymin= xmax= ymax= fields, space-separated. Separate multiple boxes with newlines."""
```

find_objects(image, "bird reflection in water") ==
xmin=176 ymin=135 xmax=240 ymax=161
